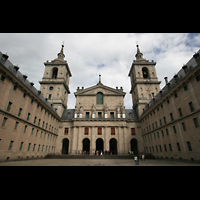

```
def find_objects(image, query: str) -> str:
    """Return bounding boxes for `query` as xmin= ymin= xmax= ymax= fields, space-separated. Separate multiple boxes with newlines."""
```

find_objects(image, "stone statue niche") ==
xmin=91 ymin=104 xmax=96 ymax=118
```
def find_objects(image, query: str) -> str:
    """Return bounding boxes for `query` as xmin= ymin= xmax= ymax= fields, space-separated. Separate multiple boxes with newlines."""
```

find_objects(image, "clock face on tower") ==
xmin=146 ymin=87 xmax=151 ymax=92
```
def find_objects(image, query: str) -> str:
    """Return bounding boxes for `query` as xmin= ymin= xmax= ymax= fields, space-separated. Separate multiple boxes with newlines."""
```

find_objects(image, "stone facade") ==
xmin=0 ymin=45 xmax=200 ymax=161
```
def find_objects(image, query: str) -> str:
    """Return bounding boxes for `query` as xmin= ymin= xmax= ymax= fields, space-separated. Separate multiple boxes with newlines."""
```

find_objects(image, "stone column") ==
xmin=71 ymin=126 xmax=78 ymax=154
xmin=91 ymin=127 xmax=96 ymax=153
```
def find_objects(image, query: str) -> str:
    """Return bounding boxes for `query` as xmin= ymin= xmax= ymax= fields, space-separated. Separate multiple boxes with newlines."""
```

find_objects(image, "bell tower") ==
xmin=39 ymin=45 xmax=72 ymax=117
xmin=128 ymin=45 xmax=161 ymax=117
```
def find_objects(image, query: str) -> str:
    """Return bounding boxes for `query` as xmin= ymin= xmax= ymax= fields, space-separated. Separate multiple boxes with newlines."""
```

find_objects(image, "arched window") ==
xmin=52 ymin=67 xmax=58 ymax=79
xmin=96 ymin=92 xmax=103 ymax=104
xmin=142 ymin=67 xmax=149 ymax=79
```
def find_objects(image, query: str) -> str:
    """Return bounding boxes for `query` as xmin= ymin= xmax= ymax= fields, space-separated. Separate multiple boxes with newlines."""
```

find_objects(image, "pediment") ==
xmin=74 ymin=82 xmax=126 ymax=97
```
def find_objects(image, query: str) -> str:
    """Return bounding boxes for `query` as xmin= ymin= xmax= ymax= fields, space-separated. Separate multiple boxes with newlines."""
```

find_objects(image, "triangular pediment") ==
xmin=74 ymin=82 xmax=126 ymax=97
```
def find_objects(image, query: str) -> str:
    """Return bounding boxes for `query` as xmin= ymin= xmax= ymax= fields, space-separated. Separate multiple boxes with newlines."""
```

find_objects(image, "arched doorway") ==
xmin=110 ymin=138 xmax=117 ymax=155
xmin=96 ymin=138 xmax=104 ymax=152
xmin=130 ymin=138 xmax=138 ymax=155
xmin=83 ymin=138 xmax=90 ymax=154
xmin=62 ymin=138 xmax=69 ymax=154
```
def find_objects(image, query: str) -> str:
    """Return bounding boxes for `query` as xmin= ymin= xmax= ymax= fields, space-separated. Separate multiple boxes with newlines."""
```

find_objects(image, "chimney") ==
xmin=164 ymin=77 xmax=168 ymax=84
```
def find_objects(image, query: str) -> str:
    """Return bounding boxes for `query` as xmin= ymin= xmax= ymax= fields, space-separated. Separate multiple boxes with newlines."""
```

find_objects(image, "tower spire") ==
xmin=57 ymin=44 xmax=65 ymax=60
xmin=135 ymin=44 xmax=147 ymax=62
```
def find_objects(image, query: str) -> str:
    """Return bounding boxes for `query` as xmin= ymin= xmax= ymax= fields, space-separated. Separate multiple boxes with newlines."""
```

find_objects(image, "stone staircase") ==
xmin=44 ymin=154 xmax=134 ymax=159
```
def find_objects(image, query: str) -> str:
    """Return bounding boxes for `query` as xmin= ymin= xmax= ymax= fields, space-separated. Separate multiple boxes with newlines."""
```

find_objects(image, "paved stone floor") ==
xmin=0 ymin=158 xmax=200 ymax=166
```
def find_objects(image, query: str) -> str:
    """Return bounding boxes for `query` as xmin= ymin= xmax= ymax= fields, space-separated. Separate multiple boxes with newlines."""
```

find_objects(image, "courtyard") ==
xmin=0 ymin=158 xmax=200 ymax=166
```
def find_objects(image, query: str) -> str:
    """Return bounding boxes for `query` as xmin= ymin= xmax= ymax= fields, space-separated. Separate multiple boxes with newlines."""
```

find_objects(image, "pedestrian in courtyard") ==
xmin=142 ymin=154 xmax=145 ymax=161
xmin=134 ymin=156 xmax=138 ymax=165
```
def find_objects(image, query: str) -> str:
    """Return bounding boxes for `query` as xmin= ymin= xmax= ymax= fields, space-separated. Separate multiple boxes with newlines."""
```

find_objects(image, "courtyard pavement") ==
xmin=0 ymin=158 xmax=200 ymax=166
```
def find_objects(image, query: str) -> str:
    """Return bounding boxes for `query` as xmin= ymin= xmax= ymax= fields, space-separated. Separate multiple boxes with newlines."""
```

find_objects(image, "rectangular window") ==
xmin=196 ymin=75 xmax=200 ymax=82
xmin=13 ymin=85 xmax=17 ymax=90
xmin=170 ymin=113 xmax=174 ymax=121
xmin=23 ymin=93 xmax=26 ymax=98
xmin=98 ymin=112 xmax=102 ymax=119
xmin=182 ymin=122 xmax=186 ymax=131
xmin=159 ymin=119 xmax=162 ymax=126
xmin=173 ymin=126 xmax=177 ymax=133
xmin=19 ymin=142 xmax=23 ymax=151
xmin=161 ymin=130 xmax=164 ymax=137
xmin=111 ymin=127 xmax=115 ymax=135
xmin=31 ymin=128 xmax=34 ymax=135
xmin=33 ymin=144 xmax=36 ymax=151
xmin=169 ymin=144 xmax=172 ymax=151
xmin=166 ymin=129 xmax=169 ymax=135
xmin=157 ymin=132 xmax=159 ymax=138
xmin=98 ymin=127 xmax=102 ymax=135
xmin=163 ymin=117 xmax=166 ymax=124
xmin=159 ymin=145 xmax=162 ymax=152
xmin=34 ymin=117 xmax=37 ymax=124
xmin=14 ymin=121 xmax=19 ymax=130
xmin=18 ymin=108 xmax=22 ymax=117
xmin=27 ymin=143 xmax=31 ymax=151
xmin=184 ymin=85 xmax=188 ymax=91
xmin=193 ymin=118 xmax=199 ymax=128
xmin=177 ymin=143 xmax=181 ymax=151
xmin=164 ymin=144 xmax=167 ymax=152
xmin=110 ymin=112 xmax=114 ymax=118
xmin=6 ymin=102 xmax=12 ymax=112
xmin=189 ymin=102 xmax=195 ymax=112
xmin=178 ymin=108 xmax=183 ymax=117
xmin=64 ymin=128 xmax=69 ymax=135
xmin=8 ymin=141 xmax=14 ymax=150
xmin=85 ymin=127 xmax=89 ymax=135
xmin=1 ymin=117 xmax=8 ymax=127
xmin=27 ymin=113 xmax=30 ymax=121
xmin=131 ymin=128 xmax=136 ymax=135
xmin=24 ymin=125 xmax=27 ymax=133
xmin=38 ymin=145 xmax=40 ymax=152
xmin=1 ymin=74 xmax=5 ymax=81
xmin=38 ymin=119 xmax=41 ymax=126
xmin=86 ymin=112 xmax=89 ymax=118
xmin=187 ymin=141 xmax=192 ymax=151
xmin=48 ymin=94 xmax=51 ymax=99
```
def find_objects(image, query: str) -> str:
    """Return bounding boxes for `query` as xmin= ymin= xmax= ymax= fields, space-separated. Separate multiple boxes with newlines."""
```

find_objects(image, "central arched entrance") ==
xmin=96 ymin=138 xmax=104 ymax=152
xmin=130 ymin=138 xmax=138 ymax=155
xmin=82 ymin=138 xmax=90 ymax=154
xmin=62 ymin=138 xmax=69 ymax=154
xmin=110 ymin=138 xmax=118 ymax=155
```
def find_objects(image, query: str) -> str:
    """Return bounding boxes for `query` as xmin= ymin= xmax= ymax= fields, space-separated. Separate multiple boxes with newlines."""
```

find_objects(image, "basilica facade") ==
xmin=0 ymin=44 xmax=200 ymax=161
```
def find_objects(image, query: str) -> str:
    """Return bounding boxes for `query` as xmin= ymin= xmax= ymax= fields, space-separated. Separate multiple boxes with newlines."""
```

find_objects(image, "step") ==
xmin=44 ymin=154 xmax=134 ymax=159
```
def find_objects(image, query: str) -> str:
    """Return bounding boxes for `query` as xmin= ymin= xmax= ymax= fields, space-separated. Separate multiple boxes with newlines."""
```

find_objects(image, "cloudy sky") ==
xmin=0 ymin=33 xmax=200 ymax=109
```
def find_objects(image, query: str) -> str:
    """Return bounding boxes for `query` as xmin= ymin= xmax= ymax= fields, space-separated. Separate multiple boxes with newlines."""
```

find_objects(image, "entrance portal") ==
xmin=82 ymin=138 xmax=90 ymax=153
xmin=62 ymin=138 xmax=69 ymax=154
xmin=130 ymin=138 xmax=138 ymax=155
xmin=96 ymin=138 xmax=104 ymax=152
xmin=110 ymin=138 xmax=117 ymax=155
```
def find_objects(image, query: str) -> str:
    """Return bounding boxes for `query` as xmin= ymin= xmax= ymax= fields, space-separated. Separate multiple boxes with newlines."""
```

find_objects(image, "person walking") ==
xmin=134 ymin=156 xmax=138 ymax=165
xmin=142 ymin=154 xmax=145 ymax=161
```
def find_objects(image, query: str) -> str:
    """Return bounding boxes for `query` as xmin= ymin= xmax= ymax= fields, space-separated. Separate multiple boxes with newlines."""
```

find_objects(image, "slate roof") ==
xmin=0 ymin=51 xmax=57 ymax=114
xmin=141 ymin=49 xmax=200 ymax=116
